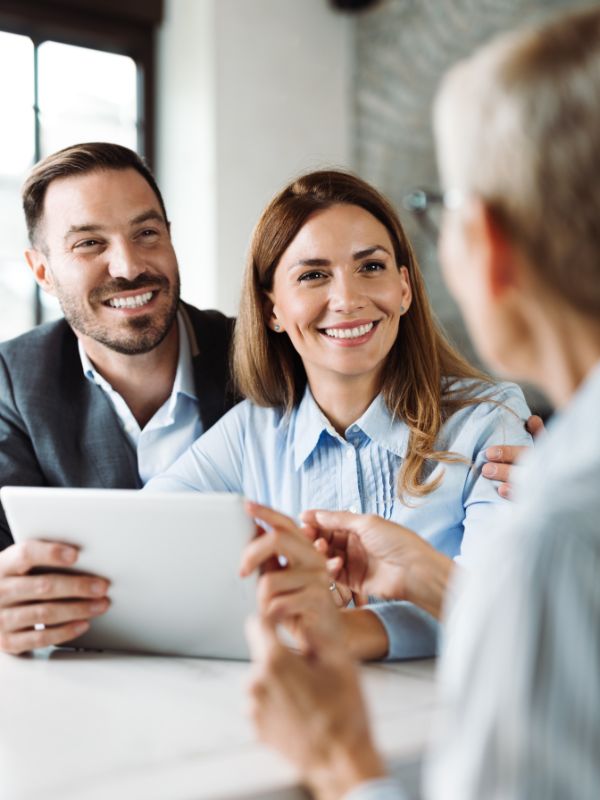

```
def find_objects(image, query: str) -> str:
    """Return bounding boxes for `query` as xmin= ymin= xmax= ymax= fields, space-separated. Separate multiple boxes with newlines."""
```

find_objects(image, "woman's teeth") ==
xmin=323 ymin=322 xmax=374 ymax=339
xmin=108 ymin=291 xmax=154 ymax=309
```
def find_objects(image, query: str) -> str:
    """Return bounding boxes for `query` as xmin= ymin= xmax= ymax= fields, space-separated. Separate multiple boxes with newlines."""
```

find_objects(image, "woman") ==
xmin=147 ymin=170 xmax=531 ymax=660
xmin=244 ymin=7 xmax=600 ymax=800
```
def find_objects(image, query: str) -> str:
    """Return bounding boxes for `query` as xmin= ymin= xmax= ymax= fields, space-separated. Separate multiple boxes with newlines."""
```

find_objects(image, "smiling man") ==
xmin=0 ymin=143 xmax=235 ymax=653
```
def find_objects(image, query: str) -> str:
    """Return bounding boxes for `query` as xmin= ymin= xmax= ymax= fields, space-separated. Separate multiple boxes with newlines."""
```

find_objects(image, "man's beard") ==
xmin=57 ymin=273 xmax=181 ymax=355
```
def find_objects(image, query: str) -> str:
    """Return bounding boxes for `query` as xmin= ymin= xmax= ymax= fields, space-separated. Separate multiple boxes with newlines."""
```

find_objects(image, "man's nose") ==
xmin=107 ymin=240 xmax=145 ymax=280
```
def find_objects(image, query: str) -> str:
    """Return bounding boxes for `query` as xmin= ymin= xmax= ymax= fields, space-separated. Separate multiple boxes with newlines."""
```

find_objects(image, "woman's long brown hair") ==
xmin=233 ymin=170 xmax=495 ymax=503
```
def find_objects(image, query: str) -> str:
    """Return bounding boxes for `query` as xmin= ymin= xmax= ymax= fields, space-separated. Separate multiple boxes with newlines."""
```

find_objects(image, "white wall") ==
xmin=157 ymin=0 xmax=353 ymax=315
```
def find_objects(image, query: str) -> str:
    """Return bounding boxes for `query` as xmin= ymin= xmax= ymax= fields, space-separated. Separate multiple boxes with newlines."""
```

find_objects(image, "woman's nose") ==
xmin=329 ymin=274 xmax=366 ymax=312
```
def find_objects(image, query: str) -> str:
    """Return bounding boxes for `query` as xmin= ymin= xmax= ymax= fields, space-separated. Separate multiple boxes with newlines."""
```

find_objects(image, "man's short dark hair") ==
xmin=21 ymin=142 xmax=169 ymax=246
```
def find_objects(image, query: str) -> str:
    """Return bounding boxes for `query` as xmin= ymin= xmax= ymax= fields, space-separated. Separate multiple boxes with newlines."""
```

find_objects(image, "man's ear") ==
xmin=24 ymin=247 xmax=56 ymax=296
xmin=476 ymin=202 xmax=518 ymax=300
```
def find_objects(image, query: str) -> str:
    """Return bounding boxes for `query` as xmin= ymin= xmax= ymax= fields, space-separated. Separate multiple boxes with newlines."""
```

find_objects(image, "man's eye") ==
xmin=139 ymin=229 xmax=159 ymax=238
xmin=74 ymin=240 xmax=102 ymax=249
xmin=298 ymin=270 xmax=327 ymax=282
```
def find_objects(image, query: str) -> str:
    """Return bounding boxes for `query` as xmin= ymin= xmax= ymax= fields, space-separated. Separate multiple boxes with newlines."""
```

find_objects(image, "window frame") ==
xmin=0 ymin=0 xmax=162 ymax=324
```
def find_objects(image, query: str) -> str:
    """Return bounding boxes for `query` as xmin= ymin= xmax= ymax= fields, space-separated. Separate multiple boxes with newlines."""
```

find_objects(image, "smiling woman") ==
xmin=146 ymin=170 xmax=532 ymax=662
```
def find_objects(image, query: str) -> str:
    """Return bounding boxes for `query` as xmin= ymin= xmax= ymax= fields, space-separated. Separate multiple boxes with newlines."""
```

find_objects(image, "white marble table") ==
xmin=0 ymin=649 xmax=437 ymax=800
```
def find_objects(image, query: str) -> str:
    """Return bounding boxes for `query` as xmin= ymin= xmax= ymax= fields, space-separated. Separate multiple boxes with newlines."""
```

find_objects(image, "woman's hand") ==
xmin=301 ymin=510 xmax=453 ymax=620
xmin=239 ymin=501 xmax=342 ymax=650
xmin=246 ymin=613 xmax=386 ymax=800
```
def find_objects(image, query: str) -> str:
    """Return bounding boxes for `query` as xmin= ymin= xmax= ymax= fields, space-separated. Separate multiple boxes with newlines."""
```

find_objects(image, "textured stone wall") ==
xmin=353 ymin=0 xmax=579 ymax=396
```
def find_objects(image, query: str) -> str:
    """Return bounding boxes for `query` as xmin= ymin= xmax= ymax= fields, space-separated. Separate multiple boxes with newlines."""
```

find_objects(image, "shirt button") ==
xmin=348 ymin=505 xmax=358 ymax=513
xmin=351 ymin=425 xmax=359 ymax=433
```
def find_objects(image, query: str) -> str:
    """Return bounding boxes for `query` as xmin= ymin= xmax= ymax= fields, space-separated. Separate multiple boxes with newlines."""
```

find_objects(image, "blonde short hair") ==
xmin=434 ymin=6 xmax=600 ymax=316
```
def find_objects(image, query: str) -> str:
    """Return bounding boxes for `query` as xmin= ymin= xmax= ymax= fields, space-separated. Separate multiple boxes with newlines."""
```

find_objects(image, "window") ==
xmin=0 ymin=0 xmax=162 ymax=340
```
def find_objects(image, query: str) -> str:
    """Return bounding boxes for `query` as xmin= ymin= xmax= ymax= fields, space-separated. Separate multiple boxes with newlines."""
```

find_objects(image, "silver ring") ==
xmin=328 ymin=581 xmax=337 ymax=593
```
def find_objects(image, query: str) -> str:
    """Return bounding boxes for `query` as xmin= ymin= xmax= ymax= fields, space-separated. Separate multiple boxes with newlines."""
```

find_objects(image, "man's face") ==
xmin=30 ymin=168 xmax=180 ymax=355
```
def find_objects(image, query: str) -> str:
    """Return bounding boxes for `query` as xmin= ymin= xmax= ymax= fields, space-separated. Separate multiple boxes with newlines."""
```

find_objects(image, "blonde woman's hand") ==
xmin=246 ymin=613 xmax=386 ymax=799
xmin=239 ymin=501 xmax=343 ymax=650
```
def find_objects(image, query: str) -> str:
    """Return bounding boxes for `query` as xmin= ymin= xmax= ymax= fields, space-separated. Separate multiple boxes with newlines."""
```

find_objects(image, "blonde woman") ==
xmin=245 ymin=7 xmax=600 ymax=800
xmin=148 ymin=169 xmax=531 ymax=660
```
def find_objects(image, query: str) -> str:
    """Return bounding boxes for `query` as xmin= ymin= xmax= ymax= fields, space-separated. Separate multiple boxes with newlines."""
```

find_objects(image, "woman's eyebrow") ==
xmin=289 ymin=257 xmax=331 ymax=269
xmin=353 ymin=245 xmax=391 ymax=260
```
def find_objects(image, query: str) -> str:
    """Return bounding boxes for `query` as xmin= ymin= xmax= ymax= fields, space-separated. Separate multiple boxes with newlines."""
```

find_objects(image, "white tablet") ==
xmin=1 ymin=487 xmax=256 ymax=660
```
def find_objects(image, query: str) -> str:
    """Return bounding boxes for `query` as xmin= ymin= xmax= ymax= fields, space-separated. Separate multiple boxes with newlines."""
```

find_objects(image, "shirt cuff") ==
xmin=367 ymin=601 xmax=440 ymax=660
xmin=343 ymin=776 xmax=407 ymax=800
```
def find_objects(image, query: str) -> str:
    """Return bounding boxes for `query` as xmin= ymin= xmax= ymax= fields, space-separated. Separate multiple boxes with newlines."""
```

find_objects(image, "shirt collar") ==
xmin=78 ymin=310 xmax=198 ymax=405
xmin=292 ymin=386 xmax=409 ymax=470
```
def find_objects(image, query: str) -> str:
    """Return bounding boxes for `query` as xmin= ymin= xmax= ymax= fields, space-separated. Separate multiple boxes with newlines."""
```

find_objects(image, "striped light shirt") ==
xmin=345 ymin=360 xmax=600 ymax=799
xmin=146 ymin=379 xmax=531 ymax=660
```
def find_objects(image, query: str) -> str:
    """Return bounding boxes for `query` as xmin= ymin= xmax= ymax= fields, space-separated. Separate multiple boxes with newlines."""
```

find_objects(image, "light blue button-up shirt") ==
xmin=79 ymin=311 xmax=202 ymax=484
xmin=146 ymin=379 xmax=531 ymax=658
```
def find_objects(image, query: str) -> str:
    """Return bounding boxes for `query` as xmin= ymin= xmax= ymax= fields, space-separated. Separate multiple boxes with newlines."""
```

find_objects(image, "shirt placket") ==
xmin=339 ymin=424 xmax=363 ymax=514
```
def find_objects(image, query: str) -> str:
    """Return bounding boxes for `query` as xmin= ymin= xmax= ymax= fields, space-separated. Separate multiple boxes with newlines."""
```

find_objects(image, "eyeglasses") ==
xmin=402 ymin=188 xmax=464 ymax=240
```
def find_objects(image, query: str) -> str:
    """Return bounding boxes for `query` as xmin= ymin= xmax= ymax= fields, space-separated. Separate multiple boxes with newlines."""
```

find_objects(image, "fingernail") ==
xmin=60 ymin=547 xmax=77 ymax=564
xmin=493 ymin=448 xmax=502 ymax=459
xmin=483 ymin=463 xmax=497 ymax=477
xmin=90 ymin=601 xmax=107 ymax=614
xmin=90 ymin=581 xmax=106 ymax=596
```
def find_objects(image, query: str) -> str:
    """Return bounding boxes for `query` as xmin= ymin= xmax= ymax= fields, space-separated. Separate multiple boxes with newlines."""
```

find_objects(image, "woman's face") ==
xmin=267 ymin=203 xmax=411 ymax=390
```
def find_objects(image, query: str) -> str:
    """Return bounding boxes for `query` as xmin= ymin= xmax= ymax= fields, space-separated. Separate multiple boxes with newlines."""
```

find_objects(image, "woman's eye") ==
xmin=361 ymin=260 xmax=386 ymax=273
xmin=298 ymin=270 xmax=327 ymax=283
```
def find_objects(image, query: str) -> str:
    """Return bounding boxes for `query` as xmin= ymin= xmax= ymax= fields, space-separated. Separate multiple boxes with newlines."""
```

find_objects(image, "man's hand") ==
xmin=301 ymin=511 xmax=453 ymax=620
xmin=246 ymin=614 xmax=386 ymax=799
xmin=483 ymin=414 xmax=545 ymax=498
xmin=0 ymin=541 xmax=110 ymax=655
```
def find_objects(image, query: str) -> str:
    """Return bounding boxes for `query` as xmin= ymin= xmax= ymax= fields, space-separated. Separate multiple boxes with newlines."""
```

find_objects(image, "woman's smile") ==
xmin=269 ymin=203 xmax=411 ymax=386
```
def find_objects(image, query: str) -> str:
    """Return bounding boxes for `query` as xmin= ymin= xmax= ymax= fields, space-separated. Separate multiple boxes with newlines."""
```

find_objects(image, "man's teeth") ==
xmin=108 ymin=291 xmax=154 ymax=309
xmin=324 ymin=322 xmax=374 ymax=339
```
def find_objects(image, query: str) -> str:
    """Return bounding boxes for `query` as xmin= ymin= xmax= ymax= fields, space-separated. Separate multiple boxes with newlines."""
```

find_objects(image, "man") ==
xmin=0 ymin=143 xmax=235 ymax=653
xmin=244 ymin=6 xmax=600 ymax=800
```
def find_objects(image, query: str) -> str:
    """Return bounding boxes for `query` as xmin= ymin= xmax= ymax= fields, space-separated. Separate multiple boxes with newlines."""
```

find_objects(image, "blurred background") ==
xmin=0 ymin=0 xmax=577 ymax=410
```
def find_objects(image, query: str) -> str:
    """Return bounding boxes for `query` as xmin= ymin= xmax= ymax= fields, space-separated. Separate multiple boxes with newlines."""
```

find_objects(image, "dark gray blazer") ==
xmin=0 ymin=302 xmax=236 ymax=549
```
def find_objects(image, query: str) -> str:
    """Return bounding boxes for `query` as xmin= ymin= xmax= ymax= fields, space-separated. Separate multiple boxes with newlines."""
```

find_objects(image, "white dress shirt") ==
xmin=346 ymin=360 xmax=600 ymax=799
xmin=79 ymin=311 xmax=202 ymax=484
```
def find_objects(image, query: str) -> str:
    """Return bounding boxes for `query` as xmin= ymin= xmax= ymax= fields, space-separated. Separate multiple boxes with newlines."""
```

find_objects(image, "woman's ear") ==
xmin=263 ymin=294 xmax=284 ymax=332
xmin=398 ymin=266 xmax=412 ymax=313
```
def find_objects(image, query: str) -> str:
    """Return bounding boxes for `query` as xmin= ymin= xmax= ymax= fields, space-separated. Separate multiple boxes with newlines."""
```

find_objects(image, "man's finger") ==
xmin=0 ymin=619 xmax=91 ymax=656
xmin=0 ymin=597 xmax=109 ymax=631
xmin=526 ymin=414 xmax=545 ymax=438
xmin=481 ymin=462 xmax=512 ymax=483
xmin=0 ymin=540 xmax=78 ymax=578
xmin=0 ymin=573 xmax=110 ymax=608
xmin=484 ymin=444 xmax=528 ymax=464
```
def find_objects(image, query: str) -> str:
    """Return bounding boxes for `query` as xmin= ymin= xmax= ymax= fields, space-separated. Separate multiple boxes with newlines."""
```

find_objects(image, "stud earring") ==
xmin=274 ymin=324 xmax=281 ymax=332
xmin=399 ymin=305 xmax=406 ymax=314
